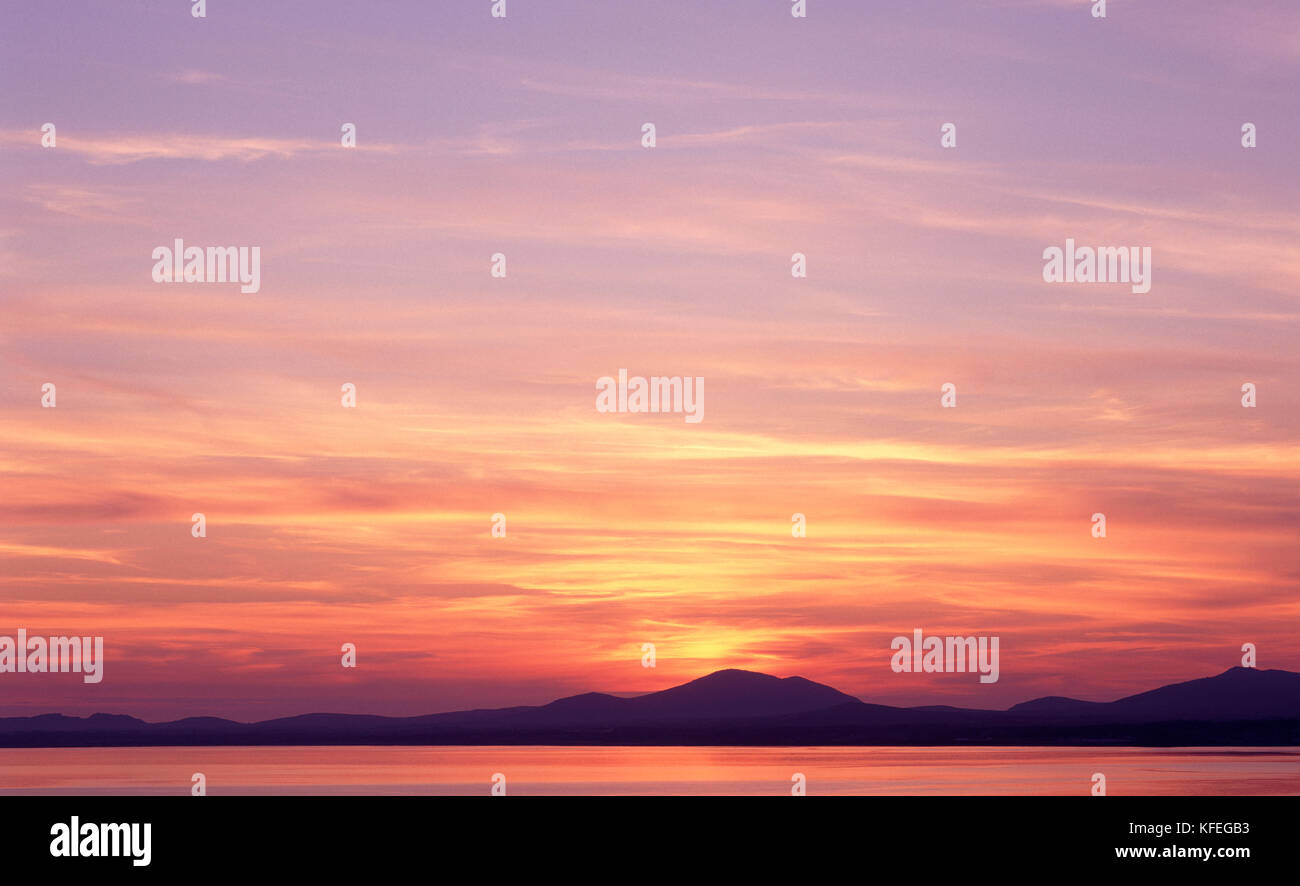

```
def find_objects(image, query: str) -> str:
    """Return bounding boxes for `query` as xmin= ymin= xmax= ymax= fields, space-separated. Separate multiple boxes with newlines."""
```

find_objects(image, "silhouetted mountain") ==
xmin=1008 ymin=696 xmax=1096 ymax=716
xmin=2 ymin=666 xmax=1297 ymax=747
xmin=1009 ymin=668 xmax=1300 ymax=723
xmin=0 ymin=713 xmax=150 ymax=733
xmin=528 ymin=669 xmax=859 ymax=723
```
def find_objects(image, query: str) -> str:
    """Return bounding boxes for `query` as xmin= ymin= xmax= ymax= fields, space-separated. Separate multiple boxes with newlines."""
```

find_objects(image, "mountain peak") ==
xmin=626 ymin=668 xmax=860 ymax=720
xmin=1011 ymin=667 xmax=1300 ymax=722
xmin=686 ymin=668 xmax=784 ymax=685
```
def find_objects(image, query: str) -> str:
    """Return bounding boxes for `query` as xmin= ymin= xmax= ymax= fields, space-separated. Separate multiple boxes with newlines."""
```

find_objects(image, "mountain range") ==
xmin=2 ymin=666 xmax=1297 ymax=747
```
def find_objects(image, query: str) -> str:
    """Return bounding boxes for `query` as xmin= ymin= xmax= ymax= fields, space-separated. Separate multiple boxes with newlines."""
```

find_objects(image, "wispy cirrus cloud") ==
xmin=0 ymin=129 xmax=401 ymax=164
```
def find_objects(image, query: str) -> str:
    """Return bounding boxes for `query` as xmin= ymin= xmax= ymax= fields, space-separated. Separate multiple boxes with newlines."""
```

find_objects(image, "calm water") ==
xmin=1 ymin=746 xmax=1296 ymax=795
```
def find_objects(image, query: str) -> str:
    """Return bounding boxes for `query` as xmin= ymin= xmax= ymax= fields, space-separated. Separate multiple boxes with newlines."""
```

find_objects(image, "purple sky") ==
xmin=2 ymin=1 xmax=1298 ymax=720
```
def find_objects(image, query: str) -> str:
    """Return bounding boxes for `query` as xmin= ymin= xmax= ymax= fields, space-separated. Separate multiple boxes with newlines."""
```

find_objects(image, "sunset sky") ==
xmin=2 ymin=0 xmax=1298 ymax=721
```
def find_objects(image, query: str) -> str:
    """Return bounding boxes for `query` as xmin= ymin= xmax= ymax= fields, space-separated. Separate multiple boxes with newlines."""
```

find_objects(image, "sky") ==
xmin=1 ymin=0 xmax=1298 ymax=721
